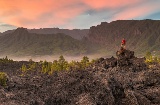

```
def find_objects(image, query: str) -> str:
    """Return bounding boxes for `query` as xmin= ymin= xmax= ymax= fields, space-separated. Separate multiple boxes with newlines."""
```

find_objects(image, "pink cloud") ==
xmin=0 ymin=0 xmax=85 ymax=28
xmin=0 ymin=0 xmax=159 ymax=29
xmin=111 ymin=1 xmax=160 ymax=21
xmin=81 ymin=0 xmax=142 ymax=9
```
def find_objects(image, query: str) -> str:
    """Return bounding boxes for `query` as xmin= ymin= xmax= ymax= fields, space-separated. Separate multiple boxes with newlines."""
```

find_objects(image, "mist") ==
xmin=1 ymin=54 xmax=110 ymax=62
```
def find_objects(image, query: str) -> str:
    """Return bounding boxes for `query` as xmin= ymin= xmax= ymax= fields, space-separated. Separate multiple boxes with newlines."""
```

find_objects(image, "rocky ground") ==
xmin=0 ymin=50 xmax=160 ymax=105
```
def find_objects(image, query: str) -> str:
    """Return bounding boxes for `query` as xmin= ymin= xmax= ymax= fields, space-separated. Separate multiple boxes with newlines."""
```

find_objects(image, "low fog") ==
xmin=0 ymin=50 xmax=145 ymax=62
xmin=1 ymin=54 xmax=111 ymax=62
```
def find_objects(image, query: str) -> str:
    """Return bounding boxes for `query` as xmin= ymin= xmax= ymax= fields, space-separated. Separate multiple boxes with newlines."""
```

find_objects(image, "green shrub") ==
xmin=145 ymin=52 xmax=158 ymax=63
xmin=21 ymin=64 xmax=27 ymax=73
xmin=0 ymin=72 xmax=8 ymax=86
xmin=28 ymin=62 xmax=37 ymax=70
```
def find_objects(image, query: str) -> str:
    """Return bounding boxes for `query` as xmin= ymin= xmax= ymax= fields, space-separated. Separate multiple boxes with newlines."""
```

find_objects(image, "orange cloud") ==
xmin=0 ymin=0 xmax=84 ymax=28
xmin=0 ymin=0 xmax=159 ymax=30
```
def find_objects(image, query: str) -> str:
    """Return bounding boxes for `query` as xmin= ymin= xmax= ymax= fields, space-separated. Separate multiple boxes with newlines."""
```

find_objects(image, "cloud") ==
xmin=146 ymin=11 xmax=160 ymax=20
xmin=81 ymin=0 xmax=142 ymax=9
xmin=110 ymin=0 xmax=160 ymax=21
xmin=0 ymin=0 xmax=160 ymax=32
xmin=62 ymin=9 xmax=114 ymax=29
xmin=0 ymin=0 xmax=85 ymax=28
xmin=0 ymin=23 xmax=17 ymax=32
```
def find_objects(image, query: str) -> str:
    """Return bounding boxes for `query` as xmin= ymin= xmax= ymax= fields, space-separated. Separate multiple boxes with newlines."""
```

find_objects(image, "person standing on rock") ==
xmin=121 ymin=38 xmax=126 ymax=49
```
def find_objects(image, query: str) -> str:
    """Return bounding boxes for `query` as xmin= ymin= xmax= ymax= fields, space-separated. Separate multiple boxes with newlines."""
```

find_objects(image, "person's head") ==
xmin=123 ymin=38 xmax=125 ymax=40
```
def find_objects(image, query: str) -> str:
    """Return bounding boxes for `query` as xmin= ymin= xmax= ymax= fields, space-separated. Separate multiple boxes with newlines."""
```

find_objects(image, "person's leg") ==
xmin=121 ymin=44 xmax=125 ymax=49
xmin=123 ymin=44 xmax=126 ymax=49
xmin=121 ymin=43 xmax=123 ymax=47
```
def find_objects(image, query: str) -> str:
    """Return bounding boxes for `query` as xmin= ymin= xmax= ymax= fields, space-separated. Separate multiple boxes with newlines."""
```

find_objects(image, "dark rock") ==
xmin=108 ymin=78 xmax=125 ymax=103
xmin=0 ymin=49 xmax=159 ymax=105
xmin=116 ymin=48 xmax=134 ymax=59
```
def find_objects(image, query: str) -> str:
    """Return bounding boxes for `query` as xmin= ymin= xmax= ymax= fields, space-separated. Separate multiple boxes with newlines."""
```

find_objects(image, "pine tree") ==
xmin=58 ymin=55 xmax=68 ymax=70
xmin=81 ymin=56 xmax=89 ymax=68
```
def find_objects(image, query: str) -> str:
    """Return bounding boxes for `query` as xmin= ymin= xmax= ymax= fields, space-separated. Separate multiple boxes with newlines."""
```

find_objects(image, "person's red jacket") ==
xmin=122 ymin=39 xmax=126 ymax=45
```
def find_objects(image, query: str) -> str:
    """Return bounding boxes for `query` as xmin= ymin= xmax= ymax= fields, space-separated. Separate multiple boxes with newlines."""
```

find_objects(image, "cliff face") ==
xmin=88 ymin=20 xmax=160 ymax=55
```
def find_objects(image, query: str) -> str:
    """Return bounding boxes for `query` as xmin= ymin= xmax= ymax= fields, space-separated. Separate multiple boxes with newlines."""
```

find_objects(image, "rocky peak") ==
xmin=116 ymin=48 xmax=135 ymax=60
xmin=88 ymin=20 xmax=160 ymax=54
xmin=9 ymin=27 xmax=30 ymax=42
xmin=13 ymin=27 xmax=29 ymax=35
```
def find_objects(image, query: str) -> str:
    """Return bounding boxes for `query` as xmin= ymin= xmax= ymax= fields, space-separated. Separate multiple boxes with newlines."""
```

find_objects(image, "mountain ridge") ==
xmin=0 ymin=28 xmax=91 ymax=56
xmin=0 ymin=20 xmax=160 ymax=57
xmin=0 ymin=28 xmax=89 ymax=40
xmin=88 ymin=20 xmax=160 ymax=56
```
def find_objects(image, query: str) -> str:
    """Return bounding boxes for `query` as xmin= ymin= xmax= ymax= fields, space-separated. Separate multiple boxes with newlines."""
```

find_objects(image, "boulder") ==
xmin=116 ymin=49 xmax=135 ymax=60
xmin=116 ymin=48 xmax=135 ymax=66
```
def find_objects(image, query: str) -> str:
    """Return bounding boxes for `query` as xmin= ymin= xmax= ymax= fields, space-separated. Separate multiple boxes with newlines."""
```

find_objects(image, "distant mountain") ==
xmin=1 ymin=20 xmax=160 ymax=57
xmin=88 ymin=20 xmax=160 ymax=56
xmin=1 ymin=30 xmax=15 ymax=36
xmin=28 ymin=28 xmax=89 ymax=40
xmin=0 ymin=28 xmax=91 ymax=56
xmin=1 ymin=28 xmax=89 ymax=40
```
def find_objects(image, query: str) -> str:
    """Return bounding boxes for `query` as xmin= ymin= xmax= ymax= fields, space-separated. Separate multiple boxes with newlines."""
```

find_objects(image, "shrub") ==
xmin=0 ymin=72 xmax=8 ymax=86
xmin=21 ymin=64 xmax=27 ymax=73
xmin=145 ymin=52 xmax=160 ymax=64
xmin=28 ymin=62 xmax=37 ymax=70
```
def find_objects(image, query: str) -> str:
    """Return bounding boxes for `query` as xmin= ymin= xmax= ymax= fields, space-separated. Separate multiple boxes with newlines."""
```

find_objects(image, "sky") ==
xmin=0 ymin=0 xmax=160 ymax=32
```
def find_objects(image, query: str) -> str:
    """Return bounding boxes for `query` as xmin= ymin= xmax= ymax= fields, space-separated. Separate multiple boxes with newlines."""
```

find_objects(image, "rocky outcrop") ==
xmin=91 ymin=49 xmax=147 ymax=71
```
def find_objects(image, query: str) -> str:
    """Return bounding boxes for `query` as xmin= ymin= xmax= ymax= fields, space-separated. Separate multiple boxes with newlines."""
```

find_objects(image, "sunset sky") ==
xmin=0 ymin=0 xmax=160 ymax=32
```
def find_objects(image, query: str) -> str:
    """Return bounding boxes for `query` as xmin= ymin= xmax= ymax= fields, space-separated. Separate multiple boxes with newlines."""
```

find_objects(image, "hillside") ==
xmin=0 ymin=28 xmax=90 ymax=56
xmin=88 ymin=19 xmax=160 ymax=56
